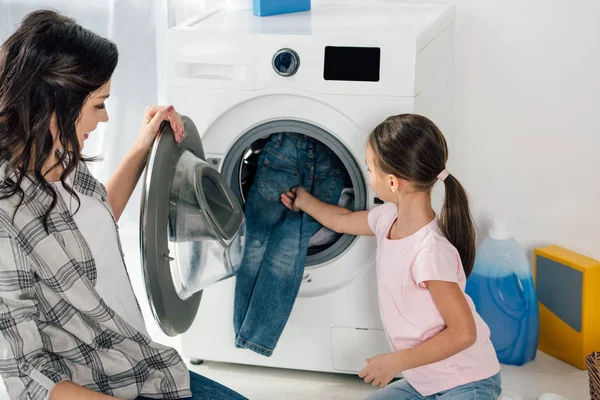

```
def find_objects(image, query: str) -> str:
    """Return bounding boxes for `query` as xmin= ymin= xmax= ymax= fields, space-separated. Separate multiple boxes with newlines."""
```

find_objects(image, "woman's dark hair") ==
xmin=0 ymin=10 xmax=118 ymax=231
xmin=368 ymin=114 xmax=477 ymax=276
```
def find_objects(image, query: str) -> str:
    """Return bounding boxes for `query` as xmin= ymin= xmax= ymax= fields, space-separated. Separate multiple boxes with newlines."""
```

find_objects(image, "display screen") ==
xmin=323 ymin=46 xmax=381 ymax=82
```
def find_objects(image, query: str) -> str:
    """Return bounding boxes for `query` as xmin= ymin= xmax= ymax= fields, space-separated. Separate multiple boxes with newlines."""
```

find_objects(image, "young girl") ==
xmin=281 ymin=114 xmax=502 ymax=399
xmin=0 ymin=10 xmax=245 ymax=400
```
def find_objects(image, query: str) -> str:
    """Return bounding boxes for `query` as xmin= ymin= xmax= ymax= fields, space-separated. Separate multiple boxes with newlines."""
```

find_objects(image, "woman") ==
xmin=0 ymin=9 xmax=246 ymax=400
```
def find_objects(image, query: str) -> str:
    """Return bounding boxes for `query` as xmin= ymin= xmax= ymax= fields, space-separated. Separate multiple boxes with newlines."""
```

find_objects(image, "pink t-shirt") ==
xmin=368 ymin=203 xmax=500 ymax=396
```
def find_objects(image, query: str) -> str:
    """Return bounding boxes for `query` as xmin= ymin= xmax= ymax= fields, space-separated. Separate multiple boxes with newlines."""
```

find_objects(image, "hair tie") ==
xmin=437 ymin=168 xmax=450 ymax=182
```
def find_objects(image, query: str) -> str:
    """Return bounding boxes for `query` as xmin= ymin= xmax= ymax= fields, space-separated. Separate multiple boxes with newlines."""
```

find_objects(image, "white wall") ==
xmin=451 ymin=0 xmax=600 ymax=262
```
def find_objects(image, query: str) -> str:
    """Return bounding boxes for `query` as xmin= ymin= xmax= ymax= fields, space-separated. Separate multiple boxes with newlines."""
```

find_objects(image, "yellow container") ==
xmin=534 ymin=246 xmax=600 ymax=370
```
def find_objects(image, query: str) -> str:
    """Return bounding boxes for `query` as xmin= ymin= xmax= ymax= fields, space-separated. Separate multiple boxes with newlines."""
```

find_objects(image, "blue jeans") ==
xmin=234 ymin=132 xmax=345 ymax=356
xmin=365 ymin=372 xmax=502 ymax=400
xmin=136 ymin=370 xmax=247 ymax=399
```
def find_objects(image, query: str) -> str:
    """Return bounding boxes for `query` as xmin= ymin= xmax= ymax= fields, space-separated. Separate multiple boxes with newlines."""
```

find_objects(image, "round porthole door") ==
xmin=140 ymin=116 xmax=246 ymax=336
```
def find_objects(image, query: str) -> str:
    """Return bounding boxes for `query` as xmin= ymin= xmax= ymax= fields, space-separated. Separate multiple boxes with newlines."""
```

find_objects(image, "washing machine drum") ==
xmin=140 ymin=116 xmax=246 ymax=336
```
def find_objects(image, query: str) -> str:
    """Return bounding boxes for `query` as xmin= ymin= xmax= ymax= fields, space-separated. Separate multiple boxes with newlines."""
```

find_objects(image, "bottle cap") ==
xmin=489 ymin=218 xmax=512 ymax=240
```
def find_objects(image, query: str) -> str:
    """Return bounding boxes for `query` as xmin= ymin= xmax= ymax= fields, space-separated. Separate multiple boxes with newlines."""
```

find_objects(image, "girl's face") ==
xmin=366 ymin=144 xmax=398 ymax=203
xmin=75 ymin=79 xmax=111 ymax=150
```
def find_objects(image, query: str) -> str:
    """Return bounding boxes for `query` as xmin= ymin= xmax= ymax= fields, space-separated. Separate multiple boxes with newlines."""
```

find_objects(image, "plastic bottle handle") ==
xmin=490 ymin=272 xmax=527 ymax=320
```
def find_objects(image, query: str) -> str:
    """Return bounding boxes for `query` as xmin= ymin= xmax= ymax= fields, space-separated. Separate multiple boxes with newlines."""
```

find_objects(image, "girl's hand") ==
xmin=280 ymin=186 xmax=309 ymax=212
xmin=358 ymin=353 xmax=401 ymax=389
xmin=134 ymin=105 xmax=185 ymax=152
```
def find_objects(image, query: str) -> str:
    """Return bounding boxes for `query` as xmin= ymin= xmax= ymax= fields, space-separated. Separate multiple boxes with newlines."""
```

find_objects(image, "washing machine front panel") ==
xmin=140 ymin=117 xmax=246 ymax=336
xmin=167 ymin=2 xmax=455 ymax=97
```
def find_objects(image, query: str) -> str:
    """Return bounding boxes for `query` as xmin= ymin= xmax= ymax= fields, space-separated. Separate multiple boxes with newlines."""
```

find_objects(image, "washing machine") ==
xmin=140 ymin=1 xmax=456 ymax=375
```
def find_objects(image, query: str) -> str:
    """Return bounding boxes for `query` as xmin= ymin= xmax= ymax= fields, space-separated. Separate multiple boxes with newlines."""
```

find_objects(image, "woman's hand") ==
xmin=105 ymin=105 xmax=185 ymax=221
xmin=280 ymin=186 xmax=310 ymax=212
xmin=134 ymin=105 xmax=185 ymax=152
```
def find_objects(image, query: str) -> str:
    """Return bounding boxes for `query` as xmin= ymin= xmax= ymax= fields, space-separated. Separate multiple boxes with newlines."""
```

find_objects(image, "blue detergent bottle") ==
xmin=465 ymin=219 xmax=539 ymax=365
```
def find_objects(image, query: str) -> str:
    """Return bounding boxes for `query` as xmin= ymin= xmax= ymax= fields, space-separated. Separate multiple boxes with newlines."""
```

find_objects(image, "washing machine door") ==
xmin=140 ymin=116 xmax=246 ymax=336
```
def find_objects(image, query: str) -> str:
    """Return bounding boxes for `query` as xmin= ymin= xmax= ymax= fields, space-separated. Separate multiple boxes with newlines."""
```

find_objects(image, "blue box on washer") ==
xmin=254 ymin=0 xmax=311 ymax=17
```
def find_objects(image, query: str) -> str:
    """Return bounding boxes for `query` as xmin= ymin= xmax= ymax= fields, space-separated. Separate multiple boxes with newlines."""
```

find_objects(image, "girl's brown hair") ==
xmin=368 ymin=114 xmax=477 ymax=276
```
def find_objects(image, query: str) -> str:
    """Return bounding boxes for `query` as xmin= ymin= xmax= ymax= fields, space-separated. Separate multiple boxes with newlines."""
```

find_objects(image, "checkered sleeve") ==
xmin=0 ymin=227 xmax=71 ymax=400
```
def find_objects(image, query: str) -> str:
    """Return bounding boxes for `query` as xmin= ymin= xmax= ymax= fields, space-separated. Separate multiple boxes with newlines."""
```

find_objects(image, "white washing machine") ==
xmin=140 ymin=1 xmax=456 ymax=375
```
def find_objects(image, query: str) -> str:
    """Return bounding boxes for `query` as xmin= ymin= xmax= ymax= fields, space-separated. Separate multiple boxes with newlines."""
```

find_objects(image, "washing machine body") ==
xmin=141 ymin=1 xmax=456 ymax=375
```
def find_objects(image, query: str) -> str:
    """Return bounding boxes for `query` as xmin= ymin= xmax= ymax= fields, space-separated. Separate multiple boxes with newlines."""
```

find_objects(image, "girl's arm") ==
xmin=359 ymin=281 xmax=477 ymax=388
xmin=281 ymin=187 xmax=373 ymax=236
xmin=394 ymin=280 xmax=477 ymax=367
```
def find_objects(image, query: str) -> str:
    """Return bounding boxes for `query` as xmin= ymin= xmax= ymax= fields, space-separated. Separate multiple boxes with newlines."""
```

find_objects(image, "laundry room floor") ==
xmin=186 ymin=351 xmax=589 ymax=400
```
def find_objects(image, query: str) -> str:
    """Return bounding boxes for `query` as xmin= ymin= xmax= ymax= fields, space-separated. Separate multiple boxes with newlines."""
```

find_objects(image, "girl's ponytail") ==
xmin=438 ymin=173 xmax=476 ymax=276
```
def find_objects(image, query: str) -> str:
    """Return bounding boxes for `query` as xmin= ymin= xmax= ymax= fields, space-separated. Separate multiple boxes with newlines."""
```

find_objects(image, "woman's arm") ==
xmin=104 ymin=142 xmax=148 ymax=222
xmin=0 ymin=233 xmax=123 ymax=400
xmin=105 ymin=105 xmax=184 ymax=221
xmin=359 ymin=281 xmax=477 ymax=388
xmin=281 ymin=187 xmax=373 ymax=236
xmin=50 ymin=381 xmax=122 ymax=400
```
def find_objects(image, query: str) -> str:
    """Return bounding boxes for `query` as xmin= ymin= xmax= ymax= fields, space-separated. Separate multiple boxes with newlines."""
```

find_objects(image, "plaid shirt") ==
xmin=0 ymin=160 xmax=191 ymax=400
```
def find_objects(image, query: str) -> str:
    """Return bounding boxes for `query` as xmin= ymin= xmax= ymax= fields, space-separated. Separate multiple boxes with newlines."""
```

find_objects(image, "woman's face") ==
xmin=75 ymin=79 xmax=111 ymax=149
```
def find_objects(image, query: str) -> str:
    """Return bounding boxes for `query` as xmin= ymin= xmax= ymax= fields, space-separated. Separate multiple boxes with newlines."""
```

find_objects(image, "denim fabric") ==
xmin=364 ymin=372 xmax=502 ymax=400
xmin=234 ymin=132 xmax=345 ymax=356
xmin=136 ymin=370 xmax=248 ymax=400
